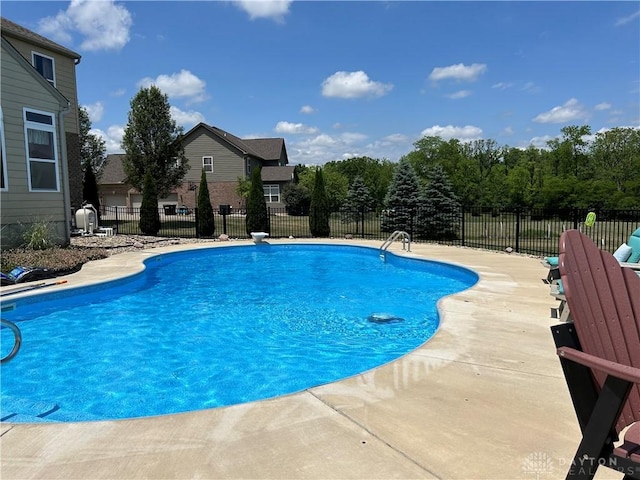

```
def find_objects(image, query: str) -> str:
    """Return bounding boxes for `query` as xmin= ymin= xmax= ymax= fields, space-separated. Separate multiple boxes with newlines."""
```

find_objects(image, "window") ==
xmin=0 ymin=108 xmax=7 ymax=190
xmin=202 ymin=156 xmax=213 ymax=172
xmin=32 ymin=52 xmax=55 ymax=86
xmin=23 ymin=108 xmax=59 ymax=191
xmin=263 ymin=184 xmax=280 ymax=203
xmin=246 ymin=158 xmax=252 ymax=175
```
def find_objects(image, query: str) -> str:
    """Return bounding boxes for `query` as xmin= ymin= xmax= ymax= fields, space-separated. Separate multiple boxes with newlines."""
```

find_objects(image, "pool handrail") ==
xmin=1 ymin=318 xmax=22 ymax=364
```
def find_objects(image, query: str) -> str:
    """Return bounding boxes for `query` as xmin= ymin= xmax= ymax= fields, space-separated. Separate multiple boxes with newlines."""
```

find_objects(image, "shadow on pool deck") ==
xmin=0 ymin=240 xmax=623 ymax=479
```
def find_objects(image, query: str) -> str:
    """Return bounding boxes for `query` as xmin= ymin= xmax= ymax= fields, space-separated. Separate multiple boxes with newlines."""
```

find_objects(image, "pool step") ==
xmin=0 ymin=396 xmax=59 ymax=422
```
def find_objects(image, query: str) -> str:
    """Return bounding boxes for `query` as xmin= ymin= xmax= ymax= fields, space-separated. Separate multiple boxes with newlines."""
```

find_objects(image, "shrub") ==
xmin=197 ymin=168 xmax=215 ymax=237
xmin=246 ymin=167 xmax=269 ymax=235
xmin=22 ymin=219 xmax=54 ymax=250
xmin=139 ymin=171 xmax=161 ymax=235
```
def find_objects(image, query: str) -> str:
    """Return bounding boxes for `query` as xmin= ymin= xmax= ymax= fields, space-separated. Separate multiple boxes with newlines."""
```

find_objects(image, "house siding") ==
xmin=3 ymin=35 xmax=79 ymax=135
xmin=183 ymin=130 xmax=245 ymax=183
xmin=0 ymin=41 xmax=68 ymax=247
xmin=2 ymin=31 xmax=82 ymax=210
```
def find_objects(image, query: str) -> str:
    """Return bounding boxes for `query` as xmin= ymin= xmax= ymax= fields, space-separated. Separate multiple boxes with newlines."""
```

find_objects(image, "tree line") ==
xmin=79 ymin=85 xmax=639 ymax=238
xmin=287 ymin=125 xmax=640 ymax=214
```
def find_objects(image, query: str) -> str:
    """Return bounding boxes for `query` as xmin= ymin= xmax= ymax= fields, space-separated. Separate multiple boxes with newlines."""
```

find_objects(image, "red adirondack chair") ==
xmin=551 ymin=230 xmax=640 ymax=479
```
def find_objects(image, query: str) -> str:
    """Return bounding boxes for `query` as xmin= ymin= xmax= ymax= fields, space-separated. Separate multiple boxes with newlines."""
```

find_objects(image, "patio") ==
xmin=0 ymin=240 xmax=622 ymax=479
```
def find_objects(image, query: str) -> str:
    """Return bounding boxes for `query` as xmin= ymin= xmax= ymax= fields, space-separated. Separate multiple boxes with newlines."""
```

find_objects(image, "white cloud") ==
xmin=533 ymin=98 xmax=588 ymax=123
xmin=382 ymin=133 xmax=409 ymax=143
xmin=445 ymin=90 xmax=472 ymax=99
xmin=110 ymin=88 xmax=126 ymax=97
xmin=420 ymin=125 xmax=483 ymax=141
xmin=594 ymin=102 xmax=612 ymax=111
xmin=492 ymin=82 xmax=514 ymax=90
xmin=502 ymin=126 xmax=514 ymax=136
xmin=526 ymin=135 xmax=556 ymax=149
xmin=428 ymin=63 xmax=487 ymax=83
xmin=300 ymin=105 xmax=315 ymax=114
xmin=138 ymin=70 xmax=208 ymax=104
xmin=38 ymin=0 xmax=133 ymax=52
xmin=82 ymin=102 xmax=104 ymax=123
xmin=321 ymin=71 xmax=393 ymax=99
xmin=233 ymin=0 xmax=292 ymax=22
xmin=170 ymin=106 xmax=206 ymax=128
xmin=615 ymin=10 xmax=640 ymax=27
xmin=274 ymin=121 xmax=318 ymax=135
xmin=92 ymin=125 xmax=125 ymax=154
xmin=522 ymin=82 xmax=541 ymax=94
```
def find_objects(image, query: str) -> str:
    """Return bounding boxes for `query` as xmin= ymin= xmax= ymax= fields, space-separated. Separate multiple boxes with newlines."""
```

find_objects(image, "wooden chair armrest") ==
xmin=557 ymin=346 xmax=640 ymax=384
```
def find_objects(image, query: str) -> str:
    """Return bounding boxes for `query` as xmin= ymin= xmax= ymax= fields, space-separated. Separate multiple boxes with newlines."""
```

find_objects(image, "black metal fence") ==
xmin=99 ymin=205 xmax=640 ymax=258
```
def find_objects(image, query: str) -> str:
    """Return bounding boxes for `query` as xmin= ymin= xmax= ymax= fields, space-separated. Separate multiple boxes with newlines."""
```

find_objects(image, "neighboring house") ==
xmin=0 ymin=17 xmax=82 ymax=247
xmin=99 ymin=123 xmax=295 ymax=212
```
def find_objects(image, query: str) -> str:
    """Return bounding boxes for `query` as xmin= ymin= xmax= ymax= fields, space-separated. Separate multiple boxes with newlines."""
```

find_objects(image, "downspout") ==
xmin=58 ymin=102 xmax=71 ymax=245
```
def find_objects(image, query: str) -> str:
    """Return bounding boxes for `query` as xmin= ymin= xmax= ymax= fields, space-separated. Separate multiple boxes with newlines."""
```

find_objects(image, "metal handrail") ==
xmin=380 ymin=230 xmax=411 ymax=260
xmin=1 ymin=318 xmax=22 ymax=364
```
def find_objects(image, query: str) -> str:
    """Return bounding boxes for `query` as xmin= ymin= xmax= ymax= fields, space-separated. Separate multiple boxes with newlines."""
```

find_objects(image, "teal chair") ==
xmin=544 ymin=226 xmax=640 ymax=276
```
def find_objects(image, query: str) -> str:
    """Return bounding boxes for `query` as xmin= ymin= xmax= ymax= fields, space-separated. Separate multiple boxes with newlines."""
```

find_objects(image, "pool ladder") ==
xmin=1 ymin=318 xmax=22 ymax=364
xmin=380 ymin=231 xmax=411 ymax=261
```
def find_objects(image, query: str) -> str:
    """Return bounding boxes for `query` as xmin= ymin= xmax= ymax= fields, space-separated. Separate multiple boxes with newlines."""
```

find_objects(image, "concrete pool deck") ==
xmin=0 ymin=239 xmax=622 ymax=479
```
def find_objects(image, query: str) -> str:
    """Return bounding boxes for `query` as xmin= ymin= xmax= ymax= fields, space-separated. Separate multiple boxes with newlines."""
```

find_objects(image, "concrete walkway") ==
xmin=0 ymin=240 xmax=622 ymax=479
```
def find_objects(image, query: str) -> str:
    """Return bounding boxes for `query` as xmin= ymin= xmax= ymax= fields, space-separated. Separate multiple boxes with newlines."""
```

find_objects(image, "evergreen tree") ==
xmin=139 ymin=170 xmax=161 ymax=235
xmin=309 ymin=168 xmax=331 ymax=237
xmin=245 ymin=167 xmax=269 ymax=235
xmin=82 ymin=166 xmax=101 ymax=222
xmin=416 ymin=165 xmax=461 ymax=240
xmin=381 ymin=159 xmax=421 ymax=234
xmin=340 ymin=176 xmax=373 ymax=234
xmin=121 ymin=85 xmax=189 ymax=198
xmin=197 ymin=168 xmax=215 ymax=237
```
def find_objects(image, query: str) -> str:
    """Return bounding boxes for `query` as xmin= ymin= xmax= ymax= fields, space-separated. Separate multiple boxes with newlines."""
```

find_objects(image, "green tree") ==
xmin=309 ymin=168 xmax=330 ymax=237
xmin=340 ymin=176 xmax=374 ymax=234
xmin=245 ymin=167 xmax=269 ymax=235
xmin=282 ymin=182 xmax=311 ymax=216
xmin=416 ymin=165 xmax=460 ymax=240
xmin=591 ymin=127 xmax=640 ymax=192
xmin=381 ymin=159 xmax=421 ymax=234
xmin=79 ymin=106 xmax=106 ymax=219
xmin=79 ymin=106 xmax=107 ymax=177
xmin=121 ymin=85 xmax=189 ymax=198
xmin=327 ymin=156 xmax=394 ymax=210
xmin=197 ymin=168 xmax=215 ymax=237
xmin=139 ymin=170 xmax=161 ymax=235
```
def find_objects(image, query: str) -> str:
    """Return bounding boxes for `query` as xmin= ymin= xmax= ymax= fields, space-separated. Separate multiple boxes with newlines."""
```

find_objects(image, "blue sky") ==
xmin=3 ymin=1 xmax=639 ymax=165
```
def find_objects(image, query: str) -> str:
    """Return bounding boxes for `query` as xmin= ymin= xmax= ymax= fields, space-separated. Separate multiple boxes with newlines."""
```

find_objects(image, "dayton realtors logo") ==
xmin=522 ymin=452 xmax=640 ymax=478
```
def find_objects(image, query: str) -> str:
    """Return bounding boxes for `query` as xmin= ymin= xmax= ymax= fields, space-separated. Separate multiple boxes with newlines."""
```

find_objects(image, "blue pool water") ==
xmin=0 ymin=244 xmax=477 ymax=422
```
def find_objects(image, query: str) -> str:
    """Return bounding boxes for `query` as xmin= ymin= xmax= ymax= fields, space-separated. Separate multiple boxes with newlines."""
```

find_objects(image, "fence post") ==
xmin=515 ymin=208 xmax=521 ymax=253
xmin=461 ymin=205 xmax=466 ymax=247
xmin=194 ymin=208 xmax=199 ymax=238
xmin=114 ymin=206 xmax=119 ymax=235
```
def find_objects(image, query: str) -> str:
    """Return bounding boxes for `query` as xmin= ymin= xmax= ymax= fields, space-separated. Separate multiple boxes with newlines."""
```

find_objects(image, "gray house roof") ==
xmin=100 ymin=154 xmax=127 ymax=184
xmin=261 ymin=166 xmax=295 ymax=182
xmin=183 ymin=123 xmax=287 ymax=163
xmin=1 ymin=17 xmax=81 ymax=62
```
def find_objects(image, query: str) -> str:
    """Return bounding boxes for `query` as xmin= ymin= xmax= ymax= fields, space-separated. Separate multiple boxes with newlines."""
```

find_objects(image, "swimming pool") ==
xmin=0 ymin=244 xmax=477 ymax=422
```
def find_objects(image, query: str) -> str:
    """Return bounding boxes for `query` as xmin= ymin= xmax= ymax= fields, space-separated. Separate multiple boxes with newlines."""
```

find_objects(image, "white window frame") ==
xmin=263 ymin=184 xmax=280 ymax=203
xmin=0 ymin=108 xmax=7 ymax=191
xmin=202 ymin=156 xmax=213 ymax=173
xmin=32 ymin=51 xmax=56 ymax=86
xmin=23 ymin=108 xmax=59 ymax=192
